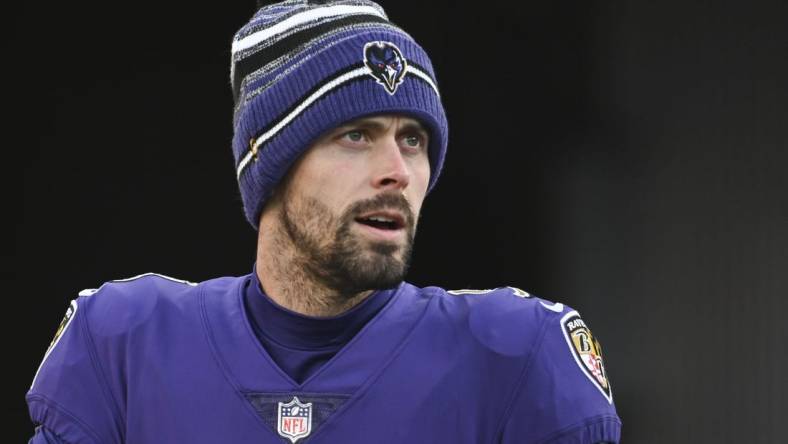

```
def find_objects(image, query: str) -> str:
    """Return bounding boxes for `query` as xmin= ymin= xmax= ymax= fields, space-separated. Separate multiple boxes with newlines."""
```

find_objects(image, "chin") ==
xmin=340 ymin=246 xmax=409 ymax=291
xmin=365 ymin=239 xmax=402 ymax=256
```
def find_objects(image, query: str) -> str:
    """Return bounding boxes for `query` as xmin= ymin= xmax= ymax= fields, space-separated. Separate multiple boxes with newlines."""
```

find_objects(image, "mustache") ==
xmin=343 ymin=192 xmax=416 ymax=228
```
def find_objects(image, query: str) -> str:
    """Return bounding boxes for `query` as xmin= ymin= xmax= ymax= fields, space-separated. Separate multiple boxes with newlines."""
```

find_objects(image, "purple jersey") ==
xmin=243 ymin=269 xmax=395 ymax=384
xmin=28 ymin=272 xmax=621 ymax=443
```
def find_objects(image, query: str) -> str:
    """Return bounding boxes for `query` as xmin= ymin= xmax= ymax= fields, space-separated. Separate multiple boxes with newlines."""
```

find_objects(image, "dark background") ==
xmin=10 ymin=1 xmax=787 ymax=442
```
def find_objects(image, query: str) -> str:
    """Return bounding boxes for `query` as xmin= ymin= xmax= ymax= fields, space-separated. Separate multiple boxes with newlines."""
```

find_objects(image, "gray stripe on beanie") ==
xmin=234 ymin=22 xmax=408 ymax=120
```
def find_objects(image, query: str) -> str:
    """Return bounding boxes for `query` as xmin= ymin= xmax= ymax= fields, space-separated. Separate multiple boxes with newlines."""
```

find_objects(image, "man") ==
xmin=27 ymin=1 xmax=622 ymax=443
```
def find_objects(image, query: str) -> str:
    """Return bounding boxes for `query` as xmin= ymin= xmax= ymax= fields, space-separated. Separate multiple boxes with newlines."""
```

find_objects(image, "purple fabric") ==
xmin=27 ymin=273 xmax=621 ymax=443
xmin=29 ymin=426 xmax=68 ymax=444
xmin=243 ymin=268 xmax=395 ymax=384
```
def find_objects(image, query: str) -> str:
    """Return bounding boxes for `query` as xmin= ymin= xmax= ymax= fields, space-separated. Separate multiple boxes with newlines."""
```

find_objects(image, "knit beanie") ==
xmin=230 ymin=0 xmax=449 ymax=229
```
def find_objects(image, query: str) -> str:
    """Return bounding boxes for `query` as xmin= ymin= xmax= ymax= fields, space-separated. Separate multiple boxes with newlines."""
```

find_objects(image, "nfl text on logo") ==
xmin=277 ymin=396 xmax=313 ymax=443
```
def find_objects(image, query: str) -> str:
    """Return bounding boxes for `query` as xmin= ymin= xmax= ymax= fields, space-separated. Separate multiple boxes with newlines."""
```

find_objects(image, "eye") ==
xmin=401 ymin=133 xmax=427 ymax=152
xmin=343 ymin=130 xmax=365 ymax=143
xmin=404 ymin=135 xmax=420 ymax=146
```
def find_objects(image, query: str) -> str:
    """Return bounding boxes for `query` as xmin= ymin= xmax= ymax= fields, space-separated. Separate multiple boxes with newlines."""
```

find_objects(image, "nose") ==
xmin=371 ymin=136 xmax=411 ymax=191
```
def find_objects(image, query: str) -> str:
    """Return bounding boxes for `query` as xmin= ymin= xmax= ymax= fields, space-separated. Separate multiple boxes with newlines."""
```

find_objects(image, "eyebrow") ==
xmin=399 ymin=121 xmax=429 ymax=135
xmin=339 ymin=118 xmax=428 ymax=135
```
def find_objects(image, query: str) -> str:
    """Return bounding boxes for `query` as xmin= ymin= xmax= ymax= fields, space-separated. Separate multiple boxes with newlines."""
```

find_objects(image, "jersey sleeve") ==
xmin=29 ymin=425 xmax=71 ymax=444
xmin=26 ymin=295 xmax=123 ymax=444
xmin=500 ymin=307 xmax=622 ymax=444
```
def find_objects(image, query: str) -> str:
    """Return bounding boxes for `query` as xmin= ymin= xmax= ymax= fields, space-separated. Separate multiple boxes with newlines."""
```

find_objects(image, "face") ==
xmin=274 ymin=114 xmax=431 ymax=294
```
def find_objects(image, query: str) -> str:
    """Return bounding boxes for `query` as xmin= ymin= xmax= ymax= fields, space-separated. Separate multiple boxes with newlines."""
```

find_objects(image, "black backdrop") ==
xmin=10 ymin=1 xmax=787 ymax=442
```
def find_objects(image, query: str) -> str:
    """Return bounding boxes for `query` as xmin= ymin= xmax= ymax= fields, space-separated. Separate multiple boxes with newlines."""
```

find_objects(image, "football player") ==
xmin=27 ymin=1 xmax=621 ymax=443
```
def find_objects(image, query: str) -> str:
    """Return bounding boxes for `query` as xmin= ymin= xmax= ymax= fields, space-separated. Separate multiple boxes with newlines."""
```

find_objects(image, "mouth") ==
xmin=353 ymin=210 xmax=407 ymax=240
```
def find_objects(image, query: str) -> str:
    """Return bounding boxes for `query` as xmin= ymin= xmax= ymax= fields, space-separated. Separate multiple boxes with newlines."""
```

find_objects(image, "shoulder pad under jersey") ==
xmin=427 ymin=285 xmax=570 ymax=356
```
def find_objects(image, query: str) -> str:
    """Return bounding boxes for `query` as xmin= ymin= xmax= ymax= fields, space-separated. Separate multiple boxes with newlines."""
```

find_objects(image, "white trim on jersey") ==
xmin=110 ymin=272 xmax=197 ymax=286
xmin=78 ymin=272 xmax=197 ymax=297
xmin=540 ymin=301 xmax=565 ymax=313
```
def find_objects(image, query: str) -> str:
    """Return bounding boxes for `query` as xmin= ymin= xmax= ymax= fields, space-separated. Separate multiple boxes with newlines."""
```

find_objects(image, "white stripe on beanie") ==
xmin=232 ymin=4 xmax=386 ymax=54
xmin=237 ymin=66 xmax=370 ymax=179
xmin=235 ymin=63 xmax=441 ymax=180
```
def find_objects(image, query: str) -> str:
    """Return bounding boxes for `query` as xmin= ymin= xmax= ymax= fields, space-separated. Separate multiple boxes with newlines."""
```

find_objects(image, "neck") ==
xmin=255 ymin=211 xmax=373 ymax=317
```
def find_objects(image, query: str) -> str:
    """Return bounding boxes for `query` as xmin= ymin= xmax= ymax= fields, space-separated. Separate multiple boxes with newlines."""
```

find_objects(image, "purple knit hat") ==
xmin=230 ymin=0 xmax=449 ymax=229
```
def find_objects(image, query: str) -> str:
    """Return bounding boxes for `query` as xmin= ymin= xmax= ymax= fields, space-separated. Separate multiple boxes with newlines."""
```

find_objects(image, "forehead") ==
xmin=335 ymin=114 xmax=428 ymax=132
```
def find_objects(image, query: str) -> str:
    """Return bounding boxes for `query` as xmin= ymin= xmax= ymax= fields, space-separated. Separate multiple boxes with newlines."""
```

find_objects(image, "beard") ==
xmin=279 ymin=191 xmax=417 ymax=296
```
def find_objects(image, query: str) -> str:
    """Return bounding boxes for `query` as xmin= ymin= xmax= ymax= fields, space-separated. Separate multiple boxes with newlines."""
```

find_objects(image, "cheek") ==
xmin=332 ymin=162 xmax=356 ymax=179
xmin=296 ymin=162 xmax=357 ymax=211
xmin=414 ymin=156 xmax=431 ymax=191
xmin=408 ymin=158 xmax=431 ymax=215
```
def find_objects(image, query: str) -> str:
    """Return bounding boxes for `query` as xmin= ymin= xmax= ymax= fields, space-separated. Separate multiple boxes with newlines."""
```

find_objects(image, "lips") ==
xmin=354 ymin=210 xmax=406 ymax=231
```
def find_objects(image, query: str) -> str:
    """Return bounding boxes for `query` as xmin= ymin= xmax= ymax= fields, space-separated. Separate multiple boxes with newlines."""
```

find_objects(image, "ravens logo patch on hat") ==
xmin=561 ymin=311 xmax=613 ymax=403
xmin=363 ymin=41 xmax=408 ymax=95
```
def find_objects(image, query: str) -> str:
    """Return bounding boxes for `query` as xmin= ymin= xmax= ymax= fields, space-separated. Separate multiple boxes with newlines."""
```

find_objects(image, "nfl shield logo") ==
xmin=277 ymin=396 xmax=313 ymax=443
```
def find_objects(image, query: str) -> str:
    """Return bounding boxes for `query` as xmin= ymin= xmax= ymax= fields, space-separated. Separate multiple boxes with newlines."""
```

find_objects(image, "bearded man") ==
xmin=27 ymin=1 xmax=622 ymax=443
